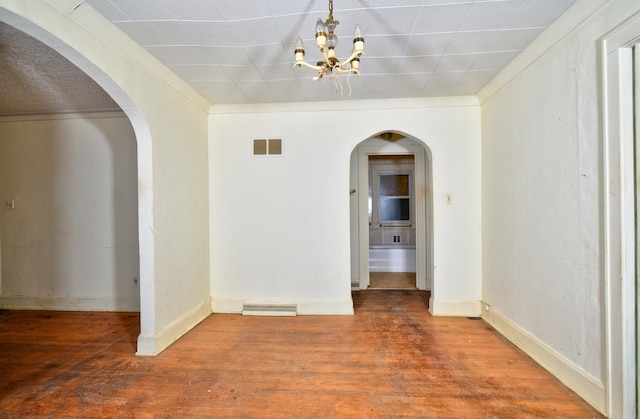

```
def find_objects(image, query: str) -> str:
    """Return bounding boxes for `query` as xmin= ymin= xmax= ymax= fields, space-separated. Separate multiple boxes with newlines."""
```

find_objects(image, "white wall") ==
xmin=479 ymin=0 xmax=640 ymax=414
xmin=0 ymin=112 xmax=139 ymax=310
xmin=209 ymin=98 xmax=481 ymax=316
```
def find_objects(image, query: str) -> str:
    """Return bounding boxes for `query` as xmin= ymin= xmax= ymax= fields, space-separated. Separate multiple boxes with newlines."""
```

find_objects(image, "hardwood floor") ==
xmin=369 ymin=272 xmax=416 ymax=289
xmin=0 ymin=291 xmax=603 ymax=418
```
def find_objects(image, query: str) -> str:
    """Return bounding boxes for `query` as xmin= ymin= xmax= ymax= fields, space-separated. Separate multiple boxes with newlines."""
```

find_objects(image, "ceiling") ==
xmin=0 ymin=0 xmax=577 ymax=114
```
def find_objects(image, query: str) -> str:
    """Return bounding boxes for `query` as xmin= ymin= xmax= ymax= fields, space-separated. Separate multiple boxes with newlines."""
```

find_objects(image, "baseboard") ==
xmin=429 ymin=297 xmax=481 ymax=317
xmin=0 ymin=295 xmax=139 ymax=312
xmin=482 ymin=302 xmax=606 ymax=414
xmin=212 ymin=297 xmax=354 ymax=315
xmin=136 ymin=298 xmax=211 ymax=356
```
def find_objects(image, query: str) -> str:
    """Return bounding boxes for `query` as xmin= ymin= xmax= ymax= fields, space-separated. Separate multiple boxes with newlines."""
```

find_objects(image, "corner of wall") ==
xmin=481 ymin=301 xmax=606 ymax=415
xmin=428 ymin=297 xmax=482 ymax=317
xmin=136 ymin=297 xmax=211 ymax=356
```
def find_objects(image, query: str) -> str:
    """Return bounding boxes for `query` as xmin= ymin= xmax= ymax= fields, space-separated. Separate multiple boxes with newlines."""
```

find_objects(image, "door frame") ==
xmin=602 ymin=13 xmax=640 ymax=418
xmin=353 ymin=137 xmax=432 ymax=291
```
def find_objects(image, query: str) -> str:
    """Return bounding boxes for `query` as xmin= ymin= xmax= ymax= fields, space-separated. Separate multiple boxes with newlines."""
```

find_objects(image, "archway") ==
xmin=0 ymin=9 xmax=155 ymax=354
xmin=349 ymin=131 xmax=433 ymax=300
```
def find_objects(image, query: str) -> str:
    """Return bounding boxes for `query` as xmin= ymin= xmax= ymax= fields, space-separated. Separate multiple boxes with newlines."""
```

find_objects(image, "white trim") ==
xmin=210 ymin=96 xmax=479 ymax=115
xmin=0 ymin=295 xmax=139 ymax=312
xmin=428 ymin=298 xmax=481 ymax=317
xmin=136 ymin=298 xmax=211 ymax=356
xmin=482 ymin=303 xmax=606 ymax=414
xmin=602 ymin=11 xmax=640 ymax=418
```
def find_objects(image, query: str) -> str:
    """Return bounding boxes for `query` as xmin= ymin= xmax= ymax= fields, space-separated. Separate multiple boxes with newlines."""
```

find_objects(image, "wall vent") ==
xmin=242 ymin=303 xmax=297 ymax=316
xmin=253 ymin=138 xmax=282 ymax=156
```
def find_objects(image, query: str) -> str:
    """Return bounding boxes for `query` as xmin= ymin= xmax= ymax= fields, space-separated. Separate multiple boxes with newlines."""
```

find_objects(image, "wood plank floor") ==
xmin=0 ymin=291 xmax=604 ymax=418
xmin=369 ymin=272 xmax=416 ymax=289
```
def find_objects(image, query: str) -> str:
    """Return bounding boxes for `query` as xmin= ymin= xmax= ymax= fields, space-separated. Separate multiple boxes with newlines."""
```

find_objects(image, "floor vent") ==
xmin=242 ymin=303 xmax=297 ymax=316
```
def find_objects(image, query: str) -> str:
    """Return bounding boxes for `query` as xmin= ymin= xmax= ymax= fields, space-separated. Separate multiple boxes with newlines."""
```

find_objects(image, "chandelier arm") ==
xmin=294 ymin=61 xmax=323 ymax=71
xmin=335 ymin=67 xmax=360 ymax=76
xmin=338 ymin=51 xmax=365 ymax=69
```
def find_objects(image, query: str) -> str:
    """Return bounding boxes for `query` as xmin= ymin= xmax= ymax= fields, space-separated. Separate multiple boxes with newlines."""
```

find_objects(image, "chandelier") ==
xmin=293 ymin=0 xmax=365 ymax=92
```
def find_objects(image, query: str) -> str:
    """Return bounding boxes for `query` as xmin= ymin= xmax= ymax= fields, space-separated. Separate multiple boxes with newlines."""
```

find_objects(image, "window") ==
xmin=379 ymin=173 xmax=411 ymax=221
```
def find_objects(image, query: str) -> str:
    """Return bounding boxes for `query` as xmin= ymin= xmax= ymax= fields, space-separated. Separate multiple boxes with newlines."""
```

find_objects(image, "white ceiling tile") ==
xmin=448 ymin=85 xmax=479 ymax=96
xmin=257 ymin=63 xmax=298 ymax=81
xmin=507 ymin=0 xmax=576 ymax=28
xmin=368 ymin=6 xmax=421 ymax=35
xmin=222 ymin=65 xmax=264 ymax=81
xmin=435 ymin=54 xmax=479 ymax=72
xmin=213 ymin=0 xmax=272 ymax=21
xmin=170 ymin=64 xmax=230 ymax=81
xmin=364 ymin=57 xmax=402 ymax=74
xmin=396 ymin=73 xmax=430 ymax=91
xmin=364 ymin=35 xmax=412 ymax=58
xmin=229 ymin=18 xmax=279 ymax=47
xmin=421 ymin=85 xmax=455 ymax=96
xmin=445 ymin=30 xmax=500 ymax=54
xmin=471 ymin=51 xmax=520 ymax=71
xmin=160 ymin=0 xmax=225 ymax=21
xmin=456 ymin=1 xmax=522 ymax=32
xmin=488 ymin=28 xmax=543 ymax=51
xmin=107 ymin=0 xmax=174 ymax=20
xmin=489 ymin=28 xmax=545 ymax=51
xmin=405 ymin=32 xmax=455 ymax=56
xmin=266 ymin=0 xmax=326 ymax=16
xmin=244 ymin=44 xmax=289 ymax=66
xmin=413 ymin=3 xmax=471 ymax=34
xmin=267 ymin=79 xmax=304 ymax=100
xmin=236 ymin=81 xmax=272 ymax=96
xmin=250 ymin=93 xmax=280 ymax=103
xmin=114 ymin=22 xmax=157 ymax=46
xmin=146 ymin=46 xmax=218 ymax=65
xmin=85 ymin=0 xmax=129 ymax=21
xmin=135 ymin=21 xmax=199 ymax=46
xmin=458 ymin=69 xmax=499 ymax=86
xmin=205 ymin=46 xmax=253 ymax=65
xmin=216 ymin=91 xmax=251 ymax=104
xmin=398 ymin=56 xmax=439 ymax=74
xmin=421 ymin=0 xmax=472 ymax=4
xmin=181 ymin=21 xmax=237 ymax=46
xmin=427 ymin=71 xmax=466 ymax=86
xmin=373 ymin=0 xmax=423 ymax=6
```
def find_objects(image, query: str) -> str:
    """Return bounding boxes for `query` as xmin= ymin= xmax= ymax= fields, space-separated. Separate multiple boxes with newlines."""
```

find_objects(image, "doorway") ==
xmin=368 ymin=154 xmax=416 ymax=289
xmin=349 ymin=132 xmax=433 ymax=293
xmin=0 ymin=10 xmax=155 ymax=354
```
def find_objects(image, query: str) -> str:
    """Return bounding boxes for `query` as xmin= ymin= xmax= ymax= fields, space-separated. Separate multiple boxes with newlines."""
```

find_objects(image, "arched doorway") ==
xmin=0 ymin=9 xmax=155 ymax=354
xmin=349 ymin=132 xmax=433 ymax=297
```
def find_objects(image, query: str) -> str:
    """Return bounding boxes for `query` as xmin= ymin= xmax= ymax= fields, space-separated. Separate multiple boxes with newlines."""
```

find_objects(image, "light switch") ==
xmin=445 ymin=193 xmax=453 ymax=204
xmin=3 ymin=199 xmax=15 ymax=209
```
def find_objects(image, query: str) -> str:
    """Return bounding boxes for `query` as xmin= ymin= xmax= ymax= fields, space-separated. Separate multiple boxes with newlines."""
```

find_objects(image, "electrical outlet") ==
xmin=3 ymin=199 xmax=14 ymax=209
